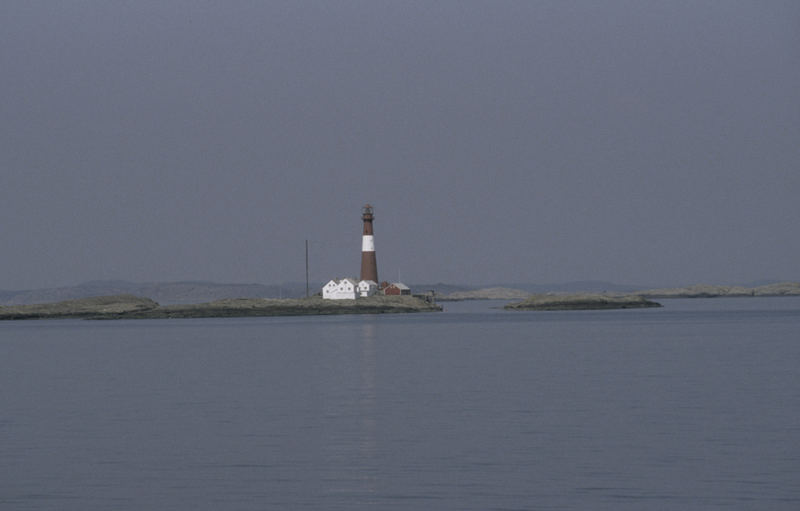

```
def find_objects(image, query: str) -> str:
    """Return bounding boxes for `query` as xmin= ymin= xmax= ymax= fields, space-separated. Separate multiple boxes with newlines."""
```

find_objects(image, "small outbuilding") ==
xmin=383 ymin=282 xmax=411 ymax=296
xmin=358 ymin=280 xmax=378 ymax=297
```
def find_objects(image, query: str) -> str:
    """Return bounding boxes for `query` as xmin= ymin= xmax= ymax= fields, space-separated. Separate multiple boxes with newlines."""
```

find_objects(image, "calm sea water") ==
xmin=1 ymin=298 xmax=799 ymax=510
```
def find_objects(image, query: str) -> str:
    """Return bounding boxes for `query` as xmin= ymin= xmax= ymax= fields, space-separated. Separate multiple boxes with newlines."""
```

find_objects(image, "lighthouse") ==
xmin=360 ymin=204 xmax=378 ymax=283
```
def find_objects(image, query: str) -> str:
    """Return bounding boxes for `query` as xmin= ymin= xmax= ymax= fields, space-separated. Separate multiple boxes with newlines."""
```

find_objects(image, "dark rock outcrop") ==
xmin=505 ymin=293 xmax=661 ymax=311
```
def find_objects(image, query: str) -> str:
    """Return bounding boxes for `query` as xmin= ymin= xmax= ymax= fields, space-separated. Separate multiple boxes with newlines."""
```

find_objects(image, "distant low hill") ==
xmin=638 ymin=282 xmax=800 ymax=298
xmin=507 ymin=281 xmax=643 ymax=294
xmin=438 ymin=287 xmax=531 ymax=301
xmin=413 ymin=281 xmax=642 ymax=298
xmin=409 ymin=283 xmax=476 ymax=296
xmin=430 ymin=281 xmax=644 ymax=301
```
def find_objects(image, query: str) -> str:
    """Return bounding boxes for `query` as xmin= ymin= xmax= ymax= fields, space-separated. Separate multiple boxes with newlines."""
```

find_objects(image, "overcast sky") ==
xmin=2 ymin=1 xmax=798 ymax=290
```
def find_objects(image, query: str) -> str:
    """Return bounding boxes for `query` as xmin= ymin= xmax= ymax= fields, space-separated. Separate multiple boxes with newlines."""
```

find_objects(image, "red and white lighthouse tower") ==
xmin=360 ymin=204 xmax=378 ymax=283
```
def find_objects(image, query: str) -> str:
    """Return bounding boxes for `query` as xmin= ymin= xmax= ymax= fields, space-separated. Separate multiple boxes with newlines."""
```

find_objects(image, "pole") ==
xmin=305 ymin=239 xmax=309 ymax=298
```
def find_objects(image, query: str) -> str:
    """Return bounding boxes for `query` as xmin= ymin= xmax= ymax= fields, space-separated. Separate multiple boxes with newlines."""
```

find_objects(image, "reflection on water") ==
xmin=357 ymin=323 xmax=377 ymax=500
xmin=320 ymin=321 xmax=378 ymax=503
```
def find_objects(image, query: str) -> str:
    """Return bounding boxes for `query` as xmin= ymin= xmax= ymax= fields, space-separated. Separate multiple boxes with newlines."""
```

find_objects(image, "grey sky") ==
xmin=2 ymin=1 xmax=798 ymax=290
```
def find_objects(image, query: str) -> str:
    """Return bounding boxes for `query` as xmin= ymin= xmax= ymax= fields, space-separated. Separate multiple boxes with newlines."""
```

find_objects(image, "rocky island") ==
xmin=505 ymin=293 xmax=662 ymax=311
xmin=0 ymin=294 xmax=442 ymax=321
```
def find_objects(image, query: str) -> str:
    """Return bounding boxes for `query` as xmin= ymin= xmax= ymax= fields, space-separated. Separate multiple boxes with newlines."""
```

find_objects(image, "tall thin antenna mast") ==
xmin=305 ymin=240 xmax=310 ymax=298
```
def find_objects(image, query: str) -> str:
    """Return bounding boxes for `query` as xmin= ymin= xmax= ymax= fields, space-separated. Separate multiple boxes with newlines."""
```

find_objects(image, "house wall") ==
xmin=358 ymin=281 xmax=377 ymax=297
xmin=384 ymin=284 xmax=411 ymax=296
xmin=323 ymin=279 xmax=383 ymax=299
xmin=322 ymin=280 xmax=357 ymax=299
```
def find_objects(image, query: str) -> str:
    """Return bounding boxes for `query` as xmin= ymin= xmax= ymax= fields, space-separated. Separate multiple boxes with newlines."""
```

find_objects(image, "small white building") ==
xmin=322 ymin=278 xmax=359 ymax=300
xmin=358 ymin=280 xmax=378 ymax=297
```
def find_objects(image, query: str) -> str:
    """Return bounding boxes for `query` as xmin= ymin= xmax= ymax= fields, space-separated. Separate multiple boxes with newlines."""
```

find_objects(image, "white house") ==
xmin=358 ymin=280 xmax=378 ymax=297
xmin=322 ymin=278 xmax=359 ymax=300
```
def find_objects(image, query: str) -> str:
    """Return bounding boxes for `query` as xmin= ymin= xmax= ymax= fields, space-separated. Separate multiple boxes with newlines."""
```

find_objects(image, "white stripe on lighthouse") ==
xmin=362 ymin=235 xmax=375 ymax=252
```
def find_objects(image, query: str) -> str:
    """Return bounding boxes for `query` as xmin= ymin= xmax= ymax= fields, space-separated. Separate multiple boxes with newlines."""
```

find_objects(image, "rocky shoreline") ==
xmin=505 ymin=293 xmax=662 ymax=311
xmin=0 ymin=294 xmax=442 ymax=321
